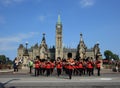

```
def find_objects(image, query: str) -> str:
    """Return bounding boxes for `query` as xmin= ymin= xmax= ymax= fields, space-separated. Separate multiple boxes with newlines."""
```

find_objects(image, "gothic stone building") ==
xmin=17 ymin=15 xmax=102 ymax=68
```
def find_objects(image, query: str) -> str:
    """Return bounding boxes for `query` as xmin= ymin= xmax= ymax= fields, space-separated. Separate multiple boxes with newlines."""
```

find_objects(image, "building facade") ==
xmin=17 ymin=15 xmax=102 ymax=68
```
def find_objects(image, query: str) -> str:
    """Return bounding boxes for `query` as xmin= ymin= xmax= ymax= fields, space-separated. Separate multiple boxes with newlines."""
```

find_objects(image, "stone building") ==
xmin=17 ymin=15 xmax=102 ymax=68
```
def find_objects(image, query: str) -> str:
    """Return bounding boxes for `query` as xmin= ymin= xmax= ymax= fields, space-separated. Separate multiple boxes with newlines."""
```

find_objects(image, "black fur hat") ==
xmin=67 ymin=53 xmax=72 ymax=58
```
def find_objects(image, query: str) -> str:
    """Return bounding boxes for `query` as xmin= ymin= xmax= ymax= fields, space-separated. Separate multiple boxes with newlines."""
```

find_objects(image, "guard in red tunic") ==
xmin=87 ymin=59 xmax=93 ymax=76
xmin=78 ymin=60 xmax=83 ymax=76
xmin=73 ymin=60 xmax=79 ymax=75
xmin=41 ymin=60 xmax=46 ymax=75
xmin=56 ymin=58 xmax=62 ymax=77
xmin=91 ymin=58 xmax=95 ymax=75
xmin=45 ymin=60 xmax=51 ymax=77
xmin=50 ymin=61 xmax=55 ymax=74
xmin=96 ymin=59 xmax=101 ymax=76
xmin=83 ymin=60 xmax=87 ymax=75
xmin=34 ymin=56 xmax=40 ymax=76
xmin=67 ymin=53 xmax=75 ymax=79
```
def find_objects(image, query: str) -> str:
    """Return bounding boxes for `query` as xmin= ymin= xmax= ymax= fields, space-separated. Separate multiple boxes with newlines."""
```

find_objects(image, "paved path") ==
xmin=0 ymin=69 xmax=120 ymax=88
xmin=0 ymin=76 xmax=120 ymax=88
xmin=0 ymin=68 xmax=116 ymax=74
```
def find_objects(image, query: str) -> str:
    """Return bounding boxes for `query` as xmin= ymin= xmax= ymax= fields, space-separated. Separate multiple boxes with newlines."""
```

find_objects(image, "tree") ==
xmin=104 ymin=50 xmax=120 ymax=61
xmin=0 ymin=55 xmax=13 ymax=64
xmin=112 ymin=54 xmax=119 ymax=60
xmin=0 ymin=55 xmax=6 ymax=64
xmin=104 ymin=50 xmax=113 ymax=60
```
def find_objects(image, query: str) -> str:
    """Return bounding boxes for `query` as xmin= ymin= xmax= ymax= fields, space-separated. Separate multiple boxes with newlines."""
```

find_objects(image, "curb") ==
xmin=0 ymin=69 xmax=14 ymax=73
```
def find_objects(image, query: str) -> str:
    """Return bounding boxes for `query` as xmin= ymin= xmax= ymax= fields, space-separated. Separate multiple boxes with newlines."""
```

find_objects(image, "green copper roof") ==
xmin=57 ymin=14 xmax=61 ymax=24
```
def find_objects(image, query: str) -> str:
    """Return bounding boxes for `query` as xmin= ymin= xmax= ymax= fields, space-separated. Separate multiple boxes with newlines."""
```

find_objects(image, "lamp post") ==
xmin=24 ymin=41 xmax=29 ymax=56
xmin=25 ymin=41 xmax=28 ymax=50
xmin=22 ymin=41 xmax=29 ymax=69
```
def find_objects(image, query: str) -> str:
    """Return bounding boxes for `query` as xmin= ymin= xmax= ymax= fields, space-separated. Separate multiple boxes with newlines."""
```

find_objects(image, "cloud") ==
xmin=0 ymin=32 xmax=39 ymax=51
xmin=0 ymin=0 xmax=43 ymax=7
xmin=0 ymin=0 xmax=24 ymax=6
xmin=80 ymin=0 xmax=95 ymax=8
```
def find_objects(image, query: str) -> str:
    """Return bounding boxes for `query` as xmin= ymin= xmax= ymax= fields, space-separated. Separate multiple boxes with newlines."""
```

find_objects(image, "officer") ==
xmin=56 ymin=57 xmax=62 ymax=77
xmin=34 ymin=56 xmax=40 ymax=76
xmin=67 ymin=53 xmax=75 ymax=79
xmin=96 ymin=58 xmax=101 ymax=76
xmin=46 ymin=60 xmax=51 ymax=77
xmin=51 ymin=61 xmax=55 ymax=74
xmin=83 ymin=59 xmax=87 ymax=75
xmin=87 ymin=57 xmax=93 ymax=76
xmin=78 ymin=60 xmax=83 ymax=76
xmin=41 ymin=60 xmax=46 ymax=75
xmin=91 ymin=58 xmax=95 ymax=75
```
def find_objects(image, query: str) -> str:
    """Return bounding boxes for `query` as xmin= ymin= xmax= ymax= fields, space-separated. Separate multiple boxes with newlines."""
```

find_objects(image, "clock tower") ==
xmin=55 ymin=15 xmax=63 ymax=59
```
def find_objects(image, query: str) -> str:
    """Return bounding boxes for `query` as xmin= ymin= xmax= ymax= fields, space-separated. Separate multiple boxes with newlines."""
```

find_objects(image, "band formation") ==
xmin=14 ymin=53 xmax=101 ymax=79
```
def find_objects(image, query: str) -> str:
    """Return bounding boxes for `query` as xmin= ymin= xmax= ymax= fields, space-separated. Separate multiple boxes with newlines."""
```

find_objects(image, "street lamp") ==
xmin=23 ymin=41 xmax=29 ymax=56
xmin=25 ymin=41 xmax=28 ymax=50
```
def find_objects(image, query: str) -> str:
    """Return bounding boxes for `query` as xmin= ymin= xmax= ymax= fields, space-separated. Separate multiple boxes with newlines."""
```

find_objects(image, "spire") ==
xmin=42 ymin=33 xmax=46 ymax=42
xmin=79 ymin=33 xmax=87 ymax=49
xmin=57 ymin=14 xmax=61 ymax=25
xmin=80 ymin=33 xmax=83 ymax=41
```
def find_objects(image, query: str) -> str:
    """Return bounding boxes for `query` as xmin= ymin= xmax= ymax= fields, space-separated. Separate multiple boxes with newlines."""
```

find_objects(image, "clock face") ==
xmin=57 ymin=25 xmax=61 ymax=28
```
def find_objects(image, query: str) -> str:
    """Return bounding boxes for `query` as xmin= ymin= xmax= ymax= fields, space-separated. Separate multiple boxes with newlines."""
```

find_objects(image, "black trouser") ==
xmin=46 ymin=69 xmax=51 ymax=77
xmin=29 ymin=66 xmax=32 ymax=74
xmin=83 ymin=68 xmax=86 ymax=75
xmin=91 ymin=68 xmax=94 ymax=75
xmin=39 ymin=67 xmax=42 ymax=75
xmin=88 ymin=68 xmax=92 ymax=76
xmin=73 ymin=68 xmax=78 ymax=75
xmin=68 ymin=69 xmax=73 ymax=79
xmin=87 ymin=68 xmax=89 ymax=74
xmin=14 ymin=65 xmax=18 ymax=72
xmin=41 ymin=68 xmax=46 ymax=75
xmin=79 ymin=68 xmax=83 ymax=76
xmin=16 ymin=66 xmax=18 ymax=72
xmin=35 ymin=68 xmax=39 ymax=76
xmin=51 ymin=68 xmax=54 ymax=74
xmin=57 ymin=68 xmax=61 ymax=77
xmin=65 ymin=68 xmax=69 ymax=74
xmin=63 ymin=67 xmax=65 ymax=72
xmin=97 ymin=68 xmax=100 ymax=76
xmin=14 ymin=66 xmax=17 ymax=72
xmin=43 ymin=68 xmax=46 ymax=74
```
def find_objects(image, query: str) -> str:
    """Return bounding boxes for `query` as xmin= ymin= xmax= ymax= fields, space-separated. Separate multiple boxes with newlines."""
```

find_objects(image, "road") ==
xmin=0 ymin=69 xmax=120 ymax=88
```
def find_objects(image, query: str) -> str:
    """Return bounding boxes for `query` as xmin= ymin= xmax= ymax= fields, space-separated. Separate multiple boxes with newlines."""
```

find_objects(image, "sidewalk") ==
xmin=0 ymin=68 xmax=117 ymax=74
xmin=0 ymin=69 xmax=14 ymax=73
xmin=0 ymin=68 xmax=29 ymax=74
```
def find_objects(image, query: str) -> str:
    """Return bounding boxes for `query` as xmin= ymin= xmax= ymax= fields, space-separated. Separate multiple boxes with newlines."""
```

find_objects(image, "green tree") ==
xmin=0 ymin=55 xmax=13 ymax=64
xmin=0 ymin=55 xmax=6 ymax=64
xmin=112 ymin=54 xmax=119 ymax=60
xmin=104 ymin=50 xmax=113 ymax=60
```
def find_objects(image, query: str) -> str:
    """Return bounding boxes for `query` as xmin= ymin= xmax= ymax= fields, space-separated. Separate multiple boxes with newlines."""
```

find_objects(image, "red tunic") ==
xmin=35 ymin=61 xmax=39 ymax=69
xmin=46 ymin=62 xmax=51 ymax=69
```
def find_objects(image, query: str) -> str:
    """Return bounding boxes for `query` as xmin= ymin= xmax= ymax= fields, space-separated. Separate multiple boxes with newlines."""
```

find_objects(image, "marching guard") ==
xmin=66 ymin=53 xmax=75 ymax=79
xmin=45 ymin=60 xmax=51 ymax=77
xmin=56 ymin=57 xmax=62 ymax=77
xmin=78 ymin=60 xmax=83 ymax=76
xmin=87 ymin=58 xmax=93 ymax=76
xmin=34 ymin=56 xmax=40 ymax=76
xmin=96 ymin=58 xmax=101 ymax=76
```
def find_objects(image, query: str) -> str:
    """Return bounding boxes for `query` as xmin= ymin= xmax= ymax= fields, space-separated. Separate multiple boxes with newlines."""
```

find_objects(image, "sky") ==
xmin=0 ymin=0 xmax=120 ymax=60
